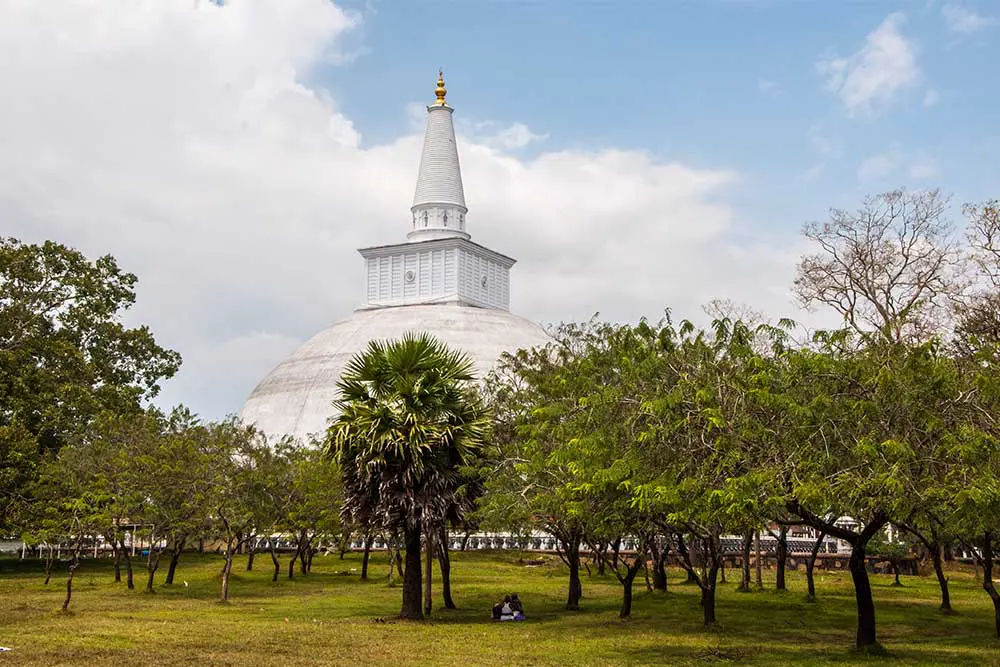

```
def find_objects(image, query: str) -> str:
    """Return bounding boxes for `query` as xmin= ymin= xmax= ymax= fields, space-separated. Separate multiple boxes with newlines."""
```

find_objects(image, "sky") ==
xmin=2 ymin=0 xmax=998 ymax=419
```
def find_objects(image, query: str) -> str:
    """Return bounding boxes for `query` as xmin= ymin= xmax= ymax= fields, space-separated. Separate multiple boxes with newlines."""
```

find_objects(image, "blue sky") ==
xmin=3 ymin=0 xmax=998 ymax=418
xmin=330 ymin=0 xmax=999 ymax=237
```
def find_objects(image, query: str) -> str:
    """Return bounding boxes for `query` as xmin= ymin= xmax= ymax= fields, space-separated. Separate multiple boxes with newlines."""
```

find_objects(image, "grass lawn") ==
xmin=1 ymin=550 xmax=999 ymax=666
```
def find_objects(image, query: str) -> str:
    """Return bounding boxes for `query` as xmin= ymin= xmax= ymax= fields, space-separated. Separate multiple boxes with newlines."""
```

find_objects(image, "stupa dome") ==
xmin=240 ymin=304 xmax=549 ymax=443
xmin=238 ymin=72 xmax=552 ymax=443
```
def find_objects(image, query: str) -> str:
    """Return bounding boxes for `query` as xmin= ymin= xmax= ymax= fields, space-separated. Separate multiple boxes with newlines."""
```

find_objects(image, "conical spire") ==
xmin=408 ymin=70 xmax=469 ymax=242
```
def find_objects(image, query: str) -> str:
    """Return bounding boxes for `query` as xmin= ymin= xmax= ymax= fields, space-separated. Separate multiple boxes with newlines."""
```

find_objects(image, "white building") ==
xmin=240 ymin=73 xmax=551 ymax=443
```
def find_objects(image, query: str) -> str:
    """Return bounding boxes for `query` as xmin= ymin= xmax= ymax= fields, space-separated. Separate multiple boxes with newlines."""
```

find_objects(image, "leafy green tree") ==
xmin=867 ymin=530 xmax=912 ymax=587
xmin=285 ymin=444 xmax=345 ymax=576
xmin=480 ymin=329 xmax=600 ymax=611
xmin=327 ymin=333 xmax=488 ymax=620
xmin=62 ymin=410 xmax=160 ymax=590
xmin=200 ymin=418 xmax=267 ymax=602
xmin=633 ymin=318 xmax=786 ymax=626
xmin=0 ymin=238 xmax=180 ymax=528
xmin=126 ymin=409 xmax=220 ymax=594
xmin=23 ymin=443 xmax=110 ymax=610
xmin=769 ymin=335 xmax=969 ymax=651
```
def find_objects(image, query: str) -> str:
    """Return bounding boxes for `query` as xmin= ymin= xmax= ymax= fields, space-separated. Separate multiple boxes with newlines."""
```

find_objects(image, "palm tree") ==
xmin=326 ymin=333 xmax=488 ymax=619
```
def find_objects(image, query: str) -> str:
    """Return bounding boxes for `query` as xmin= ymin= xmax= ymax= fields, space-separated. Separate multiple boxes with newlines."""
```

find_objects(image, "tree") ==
xmin=963 ymin=198 xmax=1000 ymax=287
xmin=61 ymin=410 xmax=160 ymax=590
xmin=129 ymin=409 xmax=216 ymax=594
xmin=284 ymin=444 xmax=345 ymax=577
xmin=868 ymin=530 xmax=911 ymax=587
xmin=23 ymin=444 xmax=105 ymax=610
xmin=209 ymin=421 xmax=269 ymax=603
xmin=633 ymin=318 xmax=787 ymax=627
xmin=949 ymin=313 xmax=1000 ymax=638
xmin=794 ymin=189 xmax=960 ymax=344
xmin=770 ymin=335 xmax=969 ymax=652
xmin=480 ymin=326 xmax=603 ymax=611
xmin=327 ymin=333 xmax=488 ymax=620
xmin=0 ymin=238 xmax=180 ymax=529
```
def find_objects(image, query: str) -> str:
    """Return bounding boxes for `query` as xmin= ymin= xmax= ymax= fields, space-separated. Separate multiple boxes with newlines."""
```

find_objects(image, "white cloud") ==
xmin=856 ymin=149 xmax=938 ymax=182
xmin=923 ymin=89 xmax=940 ymax=107
xmin=857 ymin=151 xmax=902 ymax=182
xmin=817 ymin=13 xmax=920 ymax=117
xmin=909 ymin=155 xmax=939 ymax=180
xmin=942 ymin=5 xmax=996 ymax=33
xmin=807 ymin=123 xmax=842 ymax=158
xmin=0 ymin=0 xmax=803 ymax=419
xmin=803 ymin=123 xmax=842 ymax=179
xmin=470 ymin=121 xmax=549 ymax=150
xmin=758 ymin=80 xmax=780 ymax=96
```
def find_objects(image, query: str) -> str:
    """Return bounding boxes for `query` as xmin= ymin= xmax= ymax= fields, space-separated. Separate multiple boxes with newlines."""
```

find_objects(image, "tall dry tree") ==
xmin=794 ymin=189 xmax=961 ymax=344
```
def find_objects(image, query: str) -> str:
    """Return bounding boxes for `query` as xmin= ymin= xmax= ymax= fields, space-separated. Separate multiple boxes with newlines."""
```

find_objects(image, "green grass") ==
xmin=1 ymin=551 xmax=999 ymax=665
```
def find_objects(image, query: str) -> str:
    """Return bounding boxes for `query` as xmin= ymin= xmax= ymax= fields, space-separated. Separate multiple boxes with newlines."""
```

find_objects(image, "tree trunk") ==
xmin=806 ymin=530 xmax=825 ymax=602
xmin=775 ymin=526 xmax=788 ymax=591
xmin=891 ymin=561 xmax=902 ymax=586
xmin=361 ymin=535 xmax=373 ymax=581
xmin=906 ymin=523 xmax=952 ymax=613
xmin=701 ymin=579 xmax=717 ymax=625
xmin=270 ymin=539 xmax=280 ymax=583
xmin=145 ymin=548 xmax=162 ymax=593
xmin=754 ymin=531 xmax=763 ymax=589
xmin=460 ymin=530 xmax=471 ymax=552
xmin=980 ymin=532 xmax=1000 ymax=639
xmin=401 ymin=522 xmax=423 ymax=620
xmin=43 ymin=545 xmax=56 ymax=585
xmin=287 ymin=537 xmax=301 ymax=580
xmin=395 ymin=548 xmax=404 ymax=579
xmin=594 ymin=540 xmax=607 ymax=576
xmin=111 ymin=540 xmax=122 ymax=583
xmin=675 ymin=534 xmax=697 ymax=585
xmin=848 ymin=540 xmax=878 ymax=651
xmin=246 ymin=541 xmax=255 ymax=572
xmin=563 ymin=533 xmax=583 ymax=609
xmin=221 ymin=546 xmax=236 ymax=602
xmin=298 ymin=534 xmax=308 ymax=575
xmin=931 ymin=542 xmax=951 ymax=612
xmin=437 ymin=526 xmax=455 ymax=609
xmin=651 ymin=542 xmax=667 ymax=592
xmin=120 ymin=538 xmax=134 ymax=590
xmin=62 ymin=547 xmax=81 ymax=611
xmin=617 ymin=556 xmax=643 ymax=618
xmin=739 ymin=530 xmax=752 ymax=591
xmin=424 ymin=527 xmax=433 ymax=617
xmin=165 ymin=536 xmax=186 ymax=585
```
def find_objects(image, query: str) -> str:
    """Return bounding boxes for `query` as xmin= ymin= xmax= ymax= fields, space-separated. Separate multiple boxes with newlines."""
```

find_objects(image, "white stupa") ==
xmin=239 ymin=72 xmax=551 ymax=443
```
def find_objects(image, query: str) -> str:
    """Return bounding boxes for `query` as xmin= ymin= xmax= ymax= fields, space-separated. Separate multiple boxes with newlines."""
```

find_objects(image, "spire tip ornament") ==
xmin=434 ymin=69 xmax=447 ymax=106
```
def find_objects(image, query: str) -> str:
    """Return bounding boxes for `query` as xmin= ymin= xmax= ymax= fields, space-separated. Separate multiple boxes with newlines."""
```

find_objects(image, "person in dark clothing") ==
xmin=509 ymin=593 xmax=525 ymax=620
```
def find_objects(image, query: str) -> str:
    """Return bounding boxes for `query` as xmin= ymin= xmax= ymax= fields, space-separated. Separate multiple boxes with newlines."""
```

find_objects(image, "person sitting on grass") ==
xmin=492 ymin=595 xmax=509 ymax=621
xmin=510 ymin=593 xmax=525 ymax=620
xmin=500 ymin=595 xmax=515 ymax=621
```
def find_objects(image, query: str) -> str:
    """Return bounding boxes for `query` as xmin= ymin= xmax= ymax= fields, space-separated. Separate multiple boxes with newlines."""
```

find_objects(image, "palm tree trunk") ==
xmin=424 ymin=528 xmax=433 ymax=616
xmin=361 ymin=534 xmax=373 ymax=581
xmin=401 ymin=522 xmax=423 ymax=620
xmin=437 ymin=526 xmax=455 ymax=609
